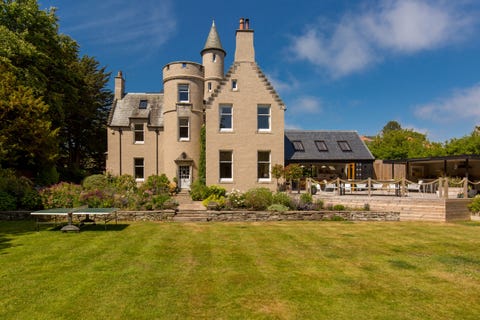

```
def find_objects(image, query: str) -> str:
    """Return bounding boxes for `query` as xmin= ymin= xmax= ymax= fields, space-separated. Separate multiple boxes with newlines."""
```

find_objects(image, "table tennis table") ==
xmin=31 ymin=207 xmax=118 ymax=232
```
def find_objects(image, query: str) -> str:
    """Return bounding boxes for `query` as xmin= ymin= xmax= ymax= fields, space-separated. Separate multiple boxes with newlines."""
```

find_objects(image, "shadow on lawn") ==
xmin=40 ymin=223 xmax=130 ymax=232
xmin=0 ymin=221 xmax=36 ymax=254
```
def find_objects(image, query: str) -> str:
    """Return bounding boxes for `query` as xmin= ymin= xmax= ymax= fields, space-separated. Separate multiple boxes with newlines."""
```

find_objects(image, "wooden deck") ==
xmin=313 ymin=193 xmax=472 ymax=222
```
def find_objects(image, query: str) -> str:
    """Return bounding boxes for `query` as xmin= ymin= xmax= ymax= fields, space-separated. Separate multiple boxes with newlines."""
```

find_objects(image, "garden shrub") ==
xmin=227 ymin=189 xmax=245 ymax=208
xmin=468 ymin=195 xmax=480 ymax=214
xmin=0 ymin=191 xmax=16 ymax=211
xmin=300 ymin=193 xmax=313 ymax=204
xmin=111 ymin=174 xmax=137 ymax=193
xmin=244 ymin=187 xmax=273 ymax=210
xmin=202 ymin=194 xmax=226 ymax=210
xmin=272 ymin=192 xmax=293 ymax=209
xmin=142 ymin=174 xmax=170 ymax=195
xmin=314 ymin=199 xmax=324 ymax=210
xmin=20 ymin=189 xmax=42 ymax=210
xmin=82 ymin=174 xmax=109 ymax=191
xmin=332 ymin=204 xmax=346 ymax=211
xmin=267 ymin=203 xmax=289 ymax=212
xmin=0 ymin=169 xmax=42 ymax=210
xmin=80 ymin=189 xmax=115 ymax=208
xmin=39 ymin=182 xmax=82 ymax=209
xmin=206 ymin=185 xmax=227 ymax=198
xmin=190 ymin=180 xmax=208 ymax=200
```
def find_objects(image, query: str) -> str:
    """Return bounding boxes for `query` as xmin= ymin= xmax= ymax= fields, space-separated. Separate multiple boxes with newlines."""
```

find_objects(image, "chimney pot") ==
xmin=239 ymin=18 xmax=244 ymax=30
xmin=245 ymin=19 xmax=250 ymax=30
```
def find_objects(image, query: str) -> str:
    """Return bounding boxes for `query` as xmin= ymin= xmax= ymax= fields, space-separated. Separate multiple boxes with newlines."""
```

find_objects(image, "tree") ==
xmin=1 ymin=0 xmax=112 ymax=182
xmin=58 ymin=56 xmax=112 ymax=180
xmin=444 ymin=129 xmax=480 ymax=155
xmin=271 ymin=164 xmax=284 ymax=191
xmin=0 ymin=66 xmax=58 ymax=177
xmin=367 ymin=121 xmax=443 ymax=160
xmin=285 ymin=164 xmax=303 ymax=193
xmin=381 ymin=120 xmax=402 ymax=135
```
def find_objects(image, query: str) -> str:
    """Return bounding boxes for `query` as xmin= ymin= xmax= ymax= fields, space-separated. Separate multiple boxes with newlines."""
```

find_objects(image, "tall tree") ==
xmin=444 ymin=129 xmax=480 ymax=155
xmin=58 ymin=56 xmax=112 ymax=180
xmin=0 ymin=66 xmax=58 ymax=177
xmin=367 ymin=121 xmax=444 ymax=160
xmin=0 ymin=0 xmax=112 ymax=183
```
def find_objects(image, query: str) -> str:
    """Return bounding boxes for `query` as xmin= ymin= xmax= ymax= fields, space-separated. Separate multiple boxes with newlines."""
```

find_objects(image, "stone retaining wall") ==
xmin=205 ymin=210 xmax=399 ymax=222
xmin=1 ymin=210 xmax=399 ymax=222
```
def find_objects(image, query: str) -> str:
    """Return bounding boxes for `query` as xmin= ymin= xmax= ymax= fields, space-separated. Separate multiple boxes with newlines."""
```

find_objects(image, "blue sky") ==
xmin=40 ymin=0 xmax=480 ymax=142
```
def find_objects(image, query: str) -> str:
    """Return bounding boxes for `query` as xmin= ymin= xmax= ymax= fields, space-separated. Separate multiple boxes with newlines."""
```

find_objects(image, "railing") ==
xmin=305 ymin=177 xmax=480 ymax=199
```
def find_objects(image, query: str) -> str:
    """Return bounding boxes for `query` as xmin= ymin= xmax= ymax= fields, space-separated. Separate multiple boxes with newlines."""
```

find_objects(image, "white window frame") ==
xmin=257 ymin=151 xmax=271 ymax=182
xmin=219 ymin=104 xmax=233 ymax=131
xmin=134 ymin=157 xmax=144 ymax=181
xmin=219 ymin=150 xmax=233 ymax=183
xmin=133 ymin=123 xmax=144 ymax=144
xmin=178 ymin=84 xmax=189 ymax=102
xmin=257 ymin=105 xmax=271 ymax=132
xmin=232 ymin=79 xmax=238 ymax=91
xmin=178 ymin=117 xmax=190 ymax=141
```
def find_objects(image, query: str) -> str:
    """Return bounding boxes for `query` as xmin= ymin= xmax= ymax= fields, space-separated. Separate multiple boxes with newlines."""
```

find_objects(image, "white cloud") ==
xmin=290 ymin=0 xmax=474 ymax=77
xmin=414 ymin=83 xmax=480 ymax=122
xmin=285 ymin=123 xmax=303 ymax=130
xmin=290 ymin=96 xmax=323 ymax=114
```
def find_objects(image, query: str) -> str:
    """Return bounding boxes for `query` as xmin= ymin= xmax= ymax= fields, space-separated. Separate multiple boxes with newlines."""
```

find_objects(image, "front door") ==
xmin=179 ymin=165 xmax=191 ymax=190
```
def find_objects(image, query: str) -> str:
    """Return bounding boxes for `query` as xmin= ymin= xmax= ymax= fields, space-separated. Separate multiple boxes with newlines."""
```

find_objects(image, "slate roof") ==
xmin=108 ymin=93 xmax=164 ymax=127
xmin=285 ymin=130 xmax=375 ymax=162
xmin=201 ymin=21 xmax=226 ymax=56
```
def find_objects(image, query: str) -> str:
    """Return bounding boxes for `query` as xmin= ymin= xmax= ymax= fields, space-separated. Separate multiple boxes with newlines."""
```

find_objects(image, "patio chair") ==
xmin=343 ymin=183 xmax=352 ymax=194
xmin=356 ymin=183 xmax=367 ymax=191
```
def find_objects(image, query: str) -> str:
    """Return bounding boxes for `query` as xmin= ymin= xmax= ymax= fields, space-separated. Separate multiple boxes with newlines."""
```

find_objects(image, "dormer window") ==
xmin=232 ymin=79 xmax=238 ymax=91
xmin=292 ymin=141 xmax=304 ymax=152
xmin=139 ymin=100 xmax=147 ymax=109
xmin=338 ymin=140 xmax=352 ymax=152
xmin=315 ymin=140 xmax=328 ymax=152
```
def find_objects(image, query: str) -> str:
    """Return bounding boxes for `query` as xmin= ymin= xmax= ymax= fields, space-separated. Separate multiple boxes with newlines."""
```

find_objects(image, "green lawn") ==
xmin=1 ymin=220 xmax=480 ymax=319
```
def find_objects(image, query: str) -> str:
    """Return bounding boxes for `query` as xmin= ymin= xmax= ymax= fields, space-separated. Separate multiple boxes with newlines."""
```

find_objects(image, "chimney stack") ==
xmin=114 ymin=70 xmax=125 ymax=100
xmin=235 ymin=18 xmax=255 ymax=62
xmin=239 ymin=18 xmax=244 ymax=30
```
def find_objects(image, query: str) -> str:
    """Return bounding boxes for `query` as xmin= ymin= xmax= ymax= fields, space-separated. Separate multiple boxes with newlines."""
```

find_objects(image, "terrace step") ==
xmin=173 ymin=211 xmax=209 ymax=222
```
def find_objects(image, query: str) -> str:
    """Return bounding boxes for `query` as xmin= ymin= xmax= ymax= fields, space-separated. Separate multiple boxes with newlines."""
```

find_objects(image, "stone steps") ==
xmin=173 ymin=211 xmax=209 ymax=222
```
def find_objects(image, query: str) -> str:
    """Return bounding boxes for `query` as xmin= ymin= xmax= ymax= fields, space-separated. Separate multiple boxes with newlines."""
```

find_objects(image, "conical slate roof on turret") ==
xmin=201 ymin=21 xmax=226 ymax=56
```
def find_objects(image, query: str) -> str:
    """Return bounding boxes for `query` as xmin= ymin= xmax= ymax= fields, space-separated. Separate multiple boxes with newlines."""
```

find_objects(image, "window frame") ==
xmin=232 ymin=79 xmax=238 ymax=91
xmin=134 ymin=157 xmax=144 ymax=181
xmin=219 ymin=150 xmax=233 ymax=182
xmin=139 ymin=100 xmax=148 ymax=109
xmin=315 ymin=140 xmax=328 ymax=152
xmin=178 ymin=117 xmax=190 ymax=141
xmin=257 ymin=151 xmax=271 ymax=182
xmin=133 ymin=123 xmax=144 ymax=144
xmin=257 ymin=105 xmax=271 ymax=132
xmin=292 ymin=140 xmax=305 ymax=152
xmin=338 ymin=140 xmax=352 ymax=152
xmin=178 ymin=84 xmax=190 ymax=102
xmin=219 ymin=104 xmax=233 ymax=131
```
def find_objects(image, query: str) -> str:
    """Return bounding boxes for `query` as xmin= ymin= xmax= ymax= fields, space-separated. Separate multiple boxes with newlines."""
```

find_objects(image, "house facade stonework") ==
xmin=107 ymin=19 xmax=285 ymax=191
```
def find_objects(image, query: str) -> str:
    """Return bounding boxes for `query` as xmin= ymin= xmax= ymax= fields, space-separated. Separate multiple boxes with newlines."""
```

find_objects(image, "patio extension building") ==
xmin=106 ymin=18 xmax=373 ymax=191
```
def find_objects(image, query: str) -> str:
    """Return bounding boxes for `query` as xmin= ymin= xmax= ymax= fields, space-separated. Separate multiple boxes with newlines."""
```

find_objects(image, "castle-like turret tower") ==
xmin=162 ymin=62 xmax=205 ymax=189
xmin=201 ymin=21 xmax=226 ymax=99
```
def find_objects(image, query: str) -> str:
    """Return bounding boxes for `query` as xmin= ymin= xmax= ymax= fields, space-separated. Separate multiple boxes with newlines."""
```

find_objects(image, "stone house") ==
xmin=106 ymin=18 xmax=285 ymax=191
